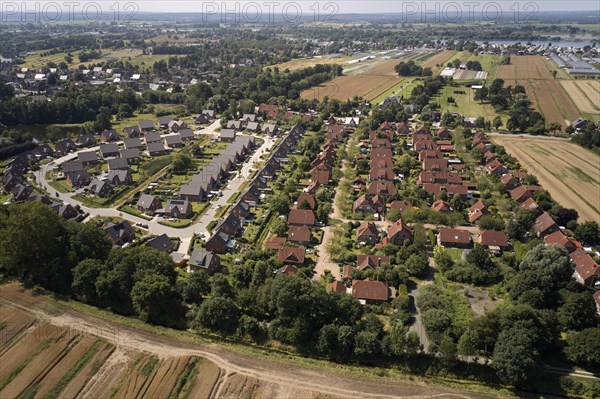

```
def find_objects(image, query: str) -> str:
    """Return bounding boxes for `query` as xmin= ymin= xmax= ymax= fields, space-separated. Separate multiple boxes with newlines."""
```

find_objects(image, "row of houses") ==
xmin=474 ymin=132 xmax=600 ymax=291
xmin=202 ymin=124 xmax=305 ymax=258
xmin=264 ymin=131 xmax=346 ymax=272
xmin=178 ymin=135 xmax=255 ymax=202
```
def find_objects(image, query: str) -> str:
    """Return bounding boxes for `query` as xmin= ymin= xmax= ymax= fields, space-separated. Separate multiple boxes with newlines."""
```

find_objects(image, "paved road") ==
xmin=34 ymin=132 xmax=274 ymax=260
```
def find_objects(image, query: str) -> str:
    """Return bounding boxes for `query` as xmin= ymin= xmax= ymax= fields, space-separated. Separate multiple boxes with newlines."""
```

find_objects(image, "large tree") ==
xmin=131 ymin=274 xmax=185 ymax=328
xmin=493 ymin=326 xmax=542 ymax=387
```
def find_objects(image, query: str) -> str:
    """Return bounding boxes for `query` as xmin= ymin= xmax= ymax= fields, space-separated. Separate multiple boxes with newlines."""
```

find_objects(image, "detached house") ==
xmin=534 ymin=212 xmax=559 ymax=237
xmin=357 ymin=255 xmax=390 ymax=271
xmin=352 ymin=279 xmax=390 ymax=305
xmin=356 ymin=222 xmax=379 ymax=245
xmin=386 ymin=220 xmax=412 ymax=246
xmin=164 ymin=199 xmax=192 ymax=219
xmin=188 ymin=249 xmax=220 ymax=274
xmin=147 ymin=234 xmax=174 ymax=253
xmin=438 ymin=228 xmax=472 ymax=248
xmin=103 ymin=221 xmax=135 ymax=246
xmin=288 ymin=209 xmax=315 ymax=227
xmin=277 ymin=246 xmax=305 ymax=265
xmin=570 ymin=249 xmax=600 ymax=286
xmin=137 ymin=194 xmax=162 ymax=214
xmin=287 ymin=226 xmax=312 ymax=246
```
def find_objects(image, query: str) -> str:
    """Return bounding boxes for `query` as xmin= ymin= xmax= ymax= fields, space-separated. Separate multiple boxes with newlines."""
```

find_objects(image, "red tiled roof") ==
xmin=352 ymin=279 xmax=389 ymax=301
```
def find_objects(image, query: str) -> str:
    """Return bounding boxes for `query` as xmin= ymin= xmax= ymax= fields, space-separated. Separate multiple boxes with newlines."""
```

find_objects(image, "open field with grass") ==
xmin=498 ymin=56 xmax=580 ymax=128
xmin=22 ymin=48 xmax=181 ymax=70
xmin=490 ymin=134 xmax=600 ymax=223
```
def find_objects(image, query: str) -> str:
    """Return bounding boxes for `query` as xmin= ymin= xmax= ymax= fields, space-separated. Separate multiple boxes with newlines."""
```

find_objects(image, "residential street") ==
xmin=33 ymin=132 xmax=274 ymax=260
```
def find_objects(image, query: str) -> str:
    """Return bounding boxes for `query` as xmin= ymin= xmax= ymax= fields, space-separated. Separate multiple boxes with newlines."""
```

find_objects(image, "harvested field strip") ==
xmin=491 ymin=135 xmax=600 ymax=222
xmin=0 ymin=324 xmax=64 ymax=384
xmin=36 ymin=338 xmax=101 ymax=399
xmin=218 ymin=373 xmax=259 ymax=398
xmin=143 ymin=356 xmax=196 ymax=398
xmin=166 ymin=357 xmax=200 ymax=399
xmin=560 ymin=80 xmax=600 ymax=114
xmin=581 ymin=80 xmax=600 ymax=94
xmin=112 ymin=354 xmax=160 ymax=399
xmin=186 ymin=358 xmax=221 ymax=399
xmin=0 ymin=328 xmax=76 ymax=398
xmin=59 ymin=342 xmax=114 ymax=398
xmin=79 ymin=347 xmax=133 ymax=399
xmin=0 ymin=306 xmax=36 ymax=351
xmin=363 ymin=77 xmax=405 ymax=101
xmin=421 ymin=50 xmax=457 ymax=69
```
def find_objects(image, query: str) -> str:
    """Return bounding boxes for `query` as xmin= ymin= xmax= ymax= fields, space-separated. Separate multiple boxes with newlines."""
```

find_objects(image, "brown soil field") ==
xmin=1 ymin=326 xmax=75 ymax=398
xmin=60 ymin=341 xmax=115 ymax=398
xmin=490 ymin=134 xmax=600 ymax=223
xmin=498 ymin=56 xmax=580 ymax=127
xmin=186 ymin=358 xmax=222 ymax=399
xmin=560 ymin=80 xmax=600 ymax=114
xmin=0 ymin=305 xmax=35 ymax=350
xmin=0 ymin=283 xmax=495 ymax=399
xmin=272 ymin=56 xmax=351 ymax=72
xmin=301 ymin=74 xmax=402 ymax=102
xmin=32 ymin=336 xmax=97 ymax=399
xmin=422 ymin=50 xmax=458 ymax=69
xmin=580 ymin=80 xmax=600 ymax=94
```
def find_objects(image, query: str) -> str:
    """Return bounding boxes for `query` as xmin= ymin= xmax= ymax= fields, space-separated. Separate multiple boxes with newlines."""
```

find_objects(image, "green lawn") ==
xmin=371 ymin=78 xmax=416 ymax=104
xmin=48 ymin=178 xmax=71 ymax=194
xmin=159 ymin=218 xmax=192 ymax=228
xmin=445 ymin=247 xmax=465 ymax=262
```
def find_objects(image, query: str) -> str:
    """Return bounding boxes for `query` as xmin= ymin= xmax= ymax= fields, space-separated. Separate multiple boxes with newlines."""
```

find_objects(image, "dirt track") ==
xmin=0 ymin=284 xmax=494 ymax=399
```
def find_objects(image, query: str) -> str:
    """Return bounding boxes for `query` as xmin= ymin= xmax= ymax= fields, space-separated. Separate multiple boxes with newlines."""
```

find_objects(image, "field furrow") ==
xmin=491 ymin=135 xmax=600 ymax=222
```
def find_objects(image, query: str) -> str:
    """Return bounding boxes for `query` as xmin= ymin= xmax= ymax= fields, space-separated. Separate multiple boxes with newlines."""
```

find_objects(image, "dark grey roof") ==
xmin=78 ymin=151 xmax=98 ymax=163
xmin=107 ymin=169 xmax=129 ymax=183
xmin=164 ymin=134 xmax=182 ymax=145
xmin=179 ymin=128 xmax=194 ymax=139
xmin=107 ymin=158 xmax=129 ymax=170
xmin=165 ymin=199 xmax=190 ymax=213
xmin=119 ymin=148 xmax=140 ymax=159
xmin=61 ymin=161 xmax=84 ymax=173
xmin=104 ymin=221 xmax=134 ymax=243
xmin=139 ymin=120 xmax=154 ymax=129
xmin=100 ymin=143 xmax=119 ymax=155
xmin=189 ymin=249 xmax=216 ymax=269
xmin=147 ymin=234 xmax=173 ymax=252
xmin=137 ymin=193 xmax=160 ymax=209
xmin=144 ymin=132 xmax=161 ymax=143
xmin=124 ymin=138 xmax=143 ymax=149
xmin=220 ymin=129 xmax=237 ymax=139
xmin=147 ymin=142 xmax=166 ymax=153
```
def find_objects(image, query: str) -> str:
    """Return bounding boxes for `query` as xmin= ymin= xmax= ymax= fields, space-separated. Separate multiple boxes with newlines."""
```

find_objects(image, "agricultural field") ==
xmin=0 ymin=304 xmax=220 ymax=399
xmin=271 ymin=55 xmax=351 ymax=71
xmin=421 ymin=50 xmax=458 ymax=70
xmin=0 ymin=283 xmax=474 ymax=399
xmin=22 ymin=48 xmax=180 ymax=70
xmin=300 ymin=58 xmax=403 ymax=101
xmin=560 ymin=80 xmax=600 ymax=120
xmin=498 ymin=56 xmax=580 ymax=127
xmin=490 ymin=134 xmax=600 ymax=223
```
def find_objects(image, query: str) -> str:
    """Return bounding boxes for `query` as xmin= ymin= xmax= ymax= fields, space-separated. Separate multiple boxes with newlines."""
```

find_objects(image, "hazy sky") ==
xmin=128 ymin=0 xmax=599 ymax=13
